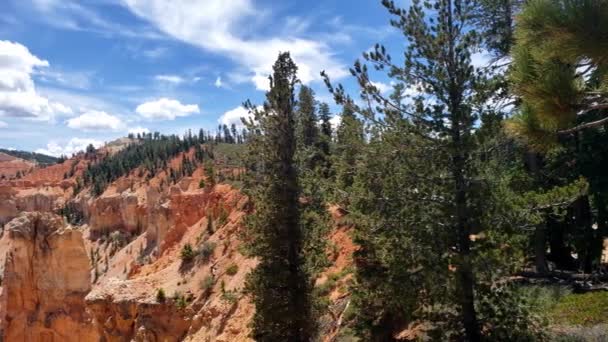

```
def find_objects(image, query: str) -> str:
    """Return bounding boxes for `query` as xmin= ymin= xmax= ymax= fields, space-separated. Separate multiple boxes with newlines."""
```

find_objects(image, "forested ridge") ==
xmin=60 ymin=1 xmax=608 ymax=340
xmin=0 ymin=148 xmax=58 ymax=165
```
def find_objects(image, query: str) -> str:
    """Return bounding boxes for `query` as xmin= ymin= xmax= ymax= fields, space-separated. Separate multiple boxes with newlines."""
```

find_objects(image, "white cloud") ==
xmin=370 ymin=81 xmax=391 ymax=95
xmin=122 ymin=0 xmax=348 ymax=90
xmin=128 ymin=126 xmax=150 ymax=135
xmin=471 ymin=51 xmax=492 ymax=69
xmin=0 ymin=120 xmax=7 ymax=128
xmin=218 ymin=106 xmax=255 ymax=128
xmin=35 ymin=137 xmax=104 ymax=157
xmin=142 ymin=46 xmax=169 ymax=59
xmin=135 ymin=97 xmax=200 ymax=120
xmin=67 ymin=110 xmax=124 ymax=131
xmin=154 ymin=74 xmax=184 ymax=84
xmin=37 ymin=68 xmax=93 ymax=90
xmin=0 ymin=40 xmax=72 ymax=121
xmin=27 ymin=0 xmax=164 ymax=40
xmin=214 ymin=76 xmax=223 ymax=88
xmin=330 ymin=115 xmax=342 ymax=130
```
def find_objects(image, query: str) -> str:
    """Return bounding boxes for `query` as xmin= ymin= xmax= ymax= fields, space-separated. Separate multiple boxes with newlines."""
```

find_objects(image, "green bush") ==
xmin=180 ymin=243 xmax=195 ymax=262
xmin=217 ymin=208 xmax=229 ymax=227
xmin=156 ymin=288 xmax=166 ymax=303
xmin=226 ymin=264 xmax=239 ymax=276
xmin=199 ymin=241 xmax=217 ymax=262
xmin=221 ymin=290 xmax=238 ymax=305
xmin=174 ymin=294 xmax=187 ymax=309
xmin=199 ymin=179 xmax=205 ymax=188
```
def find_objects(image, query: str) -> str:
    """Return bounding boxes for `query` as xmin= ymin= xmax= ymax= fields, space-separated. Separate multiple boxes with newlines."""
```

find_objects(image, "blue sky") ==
xmin=0 ymin=0 xmax=402 ymax=156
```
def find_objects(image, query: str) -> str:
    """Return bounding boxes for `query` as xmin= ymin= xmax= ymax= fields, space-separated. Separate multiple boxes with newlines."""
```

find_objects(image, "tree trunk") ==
xmin=526 ymin=151 xmax=549 ymax=273
xmin=577 ymin=196 xmax=596 ymax=273
xmin=548 ymin=215 xmax=576 ymax=270
xmin=452 ymin=121 xmax=481 ymax=342
xmin=534 ymin=223 xmax=549 ymax=273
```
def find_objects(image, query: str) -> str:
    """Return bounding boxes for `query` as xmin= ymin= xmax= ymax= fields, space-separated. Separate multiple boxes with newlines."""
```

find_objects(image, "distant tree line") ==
xmin=83 ymin=128 xmax=247 ymax=196
xmin=0 ymin=148 xmax=58 ymax=165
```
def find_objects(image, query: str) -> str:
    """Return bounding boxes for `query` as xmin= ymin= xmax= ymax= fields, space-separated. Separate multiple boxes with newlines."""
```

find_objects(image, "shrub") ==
xmin=175 ymin=295 xmax=187 ymax=309
xmin=199 ymin=179 xmax=205 ymax=188
xmin=206 ymin=217 xmax=214 ymax=234
xmin=199 ymin=241 xmax=217 ymax=262
xmin=200 ymin=275 xmax=215 ymax=291
xmin=156 ymin=288 xmax=166 ymax=303
xmin=180 ymin=243 xmax=195 ymax=262
xmin=221 ymin=290 xmax=238 ymax=305
xmin=226 ymin=264 xmax=239 ymax=276
xmin=217 ymin=208 xmax=229 ymax=227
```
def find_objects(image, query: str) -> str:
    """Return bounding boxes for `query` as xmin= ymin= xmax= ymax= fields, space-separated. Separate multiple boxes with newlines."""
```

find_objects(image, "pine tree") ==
xmin=317 ymin=102 xmax=333 ymax=178
xmin=508 ymin=0 xmax=608 ymax=142
xmin=323 ymin=0 xmax=543 ymax=339
xmin=295 ymin=85 xmax=318 ymax=149
xmin=333 ymin=106 xmax=364 ymax=201
xmin=242 ymin=52 xmax=315 ymax=342
xmin=506 ymin=0 xmax=608 ymax=274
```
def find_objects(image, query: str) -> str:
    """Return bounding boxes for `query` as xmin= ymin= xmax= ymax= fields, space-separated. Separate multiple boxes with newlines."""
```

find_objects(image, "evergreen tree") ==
xmin=242 ymin=52 xmax=315 ymax=342
xmin=295 ymin=85 xmax=318 ymax=149
xmin=323 ymin=0 xmax=543 ymax=339
xmin=317 ymin=102 xmax=333 ymax=178
xmin=505 ymin=0 xmax=608 ymax=274
xmin=508 ymin=0 xmax=608 ymax=143
xmin=333 ymin=106 xmax=364 ymax=201
xmin=231 ymin=124 xmax=238 ymax=144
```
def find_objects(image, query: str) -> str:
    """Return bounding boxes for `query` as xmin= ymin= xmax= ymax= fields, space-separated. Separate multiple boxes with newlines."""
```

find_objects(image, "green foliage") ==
xmin=226 ymin=264 xmax=238 ymax=276
xmin=221 ymin=289 xmax=238 ymax=305
xmin=0 ymin=148 xmax=59 ymax=165
xmin=83 ymin=134 xmax=194 ymax=196
xmin=198 ymin=179 xmax=205 ymax=188
xmin=80 ymin=130 xmax=240 ymax=196
xmin=242 ymin=52 xmax=316 ymax=342
xmin=173 ymin=292 xmax=188 ymax=309
xmin=548 ymin=291 xmax=608 ymax=326
xmin=509 ymin=0 xmax=608 ymax=143
xmin=156 ymin=288 xmax=166 ymax=303
xmin=321 ymin=0 xmax=545 ymax=340
xmin=332 ymin=106 xmax=364 ymax=201
xmin=198 ymin=241 xmax=216 ymax=263
xmin=317 ymin=102 xmax=333 ymax=178
xmin=206 ymin=217 xmax=214 ymax=234
xmin=180 ymin=243 xmax=195 ymax=263
xmin=217 ymin=208 xmax=229 ymax=227
xmin=204 ymin=161 xmax=215 ymax=187
xmin=295 ymin=85 xmax=318 ymax=150
xmin=59 ymin=202 xmax=84 ymax=225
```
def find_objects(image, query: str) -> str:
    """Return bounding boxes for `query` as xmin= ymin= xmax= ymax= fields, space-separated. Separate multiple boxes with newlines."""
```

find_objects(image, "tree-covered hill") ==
xmin=0 ymin=148 xmax=58 ymax=165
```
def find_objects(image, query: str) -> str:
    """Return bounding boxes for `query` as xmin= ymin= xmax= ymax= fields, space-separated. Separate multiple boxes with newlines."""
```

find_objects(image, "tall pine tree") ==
xmin=242 ymin=52 xmax=315 ymax=342
xmin=323 ymin=0 xmax=544 ymax=339
xmin=317 ymin=102 xmax=333 ymax=178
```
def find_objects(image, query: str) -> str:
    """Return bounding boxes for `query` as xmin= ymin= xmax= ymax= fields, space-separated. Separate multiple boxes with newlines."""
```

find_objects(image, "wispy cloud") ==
xmin=122 ymin=0 xmax=349 ymax=90
xmin=37 ymin=68 xmax=95 ymax=90
xmin=154 ymin=74 xmax=185 ymax=85
xmin=23 ymin=0 xmax=165 ymax=40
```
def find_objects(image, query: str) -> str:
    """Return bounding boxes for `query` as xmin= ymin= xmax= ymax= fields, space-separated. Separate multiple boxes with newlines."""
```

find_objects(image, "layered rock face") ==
xmin=0 ymin=186 xmax=66 ymax=226
xmin=0 ymin=186 xmax=18 ymax=227
xmin=0 ymin=212 xmax=98 ymax=342
xmin=0 ymin=152 xmax=35 ymax=179
xmin=0 ymin=148 xmax=355 ymax=342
